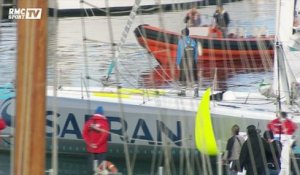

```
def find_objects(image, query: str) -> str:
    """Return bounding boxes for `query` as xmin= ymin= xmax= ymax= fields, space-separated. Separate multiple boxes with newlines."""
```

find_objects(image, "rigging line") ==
xmin=112 ymin=68 xmax=139 ymax=88
xmin=80 ymin=0 xmax=92 ymax=116
xmin=276 ymin=42 xmax=283 ymax=110
xmin=281 ymin=46 xmax=298 ymax=83
xmin=47 ymin=1 xmax=60 ymax=175
xmin=81 ymin=1 xmax=106 ymax=12
xmin=1 ymin=137 xmax=12 ymax=145
xmin=82 ymin=1 xmax=159 ymax=15
xmin=113 ymin=54 xmax=160 ymax=88
xmin=275 ymin=0 xmax=282 ymax=41
xmin=246 ymin=38 xmax=259 ymax=71
xmin=101 ymin=42 xmax=148 ymax=50
xmin=134 ymin=26 xmax=180 ymax=88
xmin=97 ymin=8 xmax=145 ymax=88
xmin=105 ymin=0 xmax=142 ymax=81
xmin=237 ymin=35 xmax=251 ymax=72
xmin=49 ymin=2 xmax=59 ymax=175
xmin=104 ymin=1 xmax=134 ymax=174
xmin=153 ymin=1 xmax=181 ymax=174
xmin=83 ymin=5 xmax=94 ymax=17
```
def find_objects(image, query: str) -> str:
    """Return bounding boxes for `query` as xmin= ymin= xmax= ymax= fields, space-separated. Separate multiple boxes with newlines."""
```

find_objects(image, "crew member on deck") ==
xmin=267 ymin=111 xmax=297 ymax=137
xmin=82 ymin=107 xmax=110 ymax=175
xmin=223 ymin=125 xmax=245 ymax=175
xmin=263 ymin=130 xmax=282 ymax=175
xmin=213 ymin=5 xmax=230 ymax=37
xmin=239 ymin=125 xmax=270 ymax=175
xmin=267 ymin=111 xmax=297 ymax=175
xmin=176 ymin=28 xmax=199 ymax=96
xmin=184 ymin=6 xmax=201 ymax=27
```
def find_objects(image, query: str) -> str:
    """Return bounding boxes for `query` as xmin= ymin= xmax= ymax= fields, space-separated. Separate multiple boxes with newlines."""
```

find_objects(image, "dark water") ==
xmin=0 ymin=0 xmax=277 ymax=174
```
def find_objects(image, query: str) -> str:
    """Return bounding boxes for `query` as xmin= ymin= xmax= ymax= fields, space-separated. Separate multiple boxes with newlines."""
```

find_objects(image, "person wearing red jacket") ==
xmin=82 ymin=107 xmax=110 ymax=174
xmin=267 ymin=111 xmax=297 ymax=136
xmin=267 ymin=111 xmax=298 ymax=175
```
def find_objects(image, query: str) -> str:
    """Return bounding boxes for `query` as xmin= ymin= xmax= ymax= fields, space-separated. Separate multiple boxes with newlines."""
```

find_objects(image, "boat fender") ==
xmin=222 ymin=91 xmax=236 ymax=101
xmin=98 ymin=160 xmax=118 ymax=175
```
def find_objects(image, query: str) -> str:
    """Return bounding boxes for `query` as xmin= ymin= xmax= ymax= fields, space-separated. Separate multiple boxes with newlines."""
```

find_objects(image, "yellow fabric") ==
xmin=195 ymin=88 xmax=218 ymax=155
xmin=92 ymin=88 xmax=165 ymax=98
xmin=92 ymin=92 xmax=130 ymax=98
xmin=119 ymin=88 xmax=165 ymax=96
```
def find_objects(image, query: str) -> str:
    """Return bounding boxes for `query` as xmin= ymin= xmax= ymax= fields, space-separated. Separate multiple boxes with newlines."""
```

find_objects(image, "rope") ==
xmin=49 ymin=1 xmax=59 ymax=174
xmin=106 ymin=0 xmax=142 ymax=80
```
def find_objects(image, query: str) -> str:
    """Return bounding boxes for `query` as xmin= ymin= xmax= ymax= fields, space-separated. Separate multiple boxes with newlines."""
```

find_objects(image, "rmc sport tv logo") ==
xmin=8 ymin=8 xmax=42 ymax=19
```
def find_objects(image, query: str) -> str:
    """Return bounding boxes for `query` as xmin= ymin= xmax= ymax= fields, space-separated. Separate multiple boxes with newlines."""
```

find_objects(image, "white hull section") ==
xmin=1 ymin=86 xmax=300 ymax=153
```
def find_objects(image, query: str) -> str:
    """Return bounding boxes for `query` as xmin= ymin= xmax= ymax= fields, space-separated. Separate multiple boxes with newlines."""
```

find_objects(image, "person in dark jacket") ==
xmin=239 ymin=125 xmax=270 ymax=175
xmin=213 ymin=5 xmax=230 ymax=37
xmin=82 ymin=107 xmax=110 ymax=174
xmin=263 ymin=130 xmax=282 ymax=175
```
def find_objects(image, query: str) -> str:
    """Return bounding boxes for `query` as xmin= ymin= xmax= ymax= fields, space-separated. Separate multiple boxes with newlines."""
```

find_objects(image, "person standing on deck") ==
xmin=267 ymin=111 xmax=297 ymax=175
xmin=82 ymin=107 xmax=110 ymax=174
xmin=223 ymin=124 xmax=245 ymax=175
xmin=267 ymin=111 xmax=297 ymax=137
xmin=176 ymin=28 xmax=199 ymax=96
xmin=239 ymin=125 xmax=270 ymax=175
xmin=263 ymin=130 xmax=282 ymax=175
xmin=184 ymin=6 xmax=201 ymax=27
xmin=213 ymin=5 xmax=230 ymax=38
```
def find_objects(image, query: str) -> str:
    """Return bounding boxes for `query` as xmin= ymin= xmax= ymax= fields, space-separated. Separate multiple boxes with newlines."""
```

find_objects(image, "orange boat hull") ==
xmin=134 ymin=25 xmax=274 ymax=65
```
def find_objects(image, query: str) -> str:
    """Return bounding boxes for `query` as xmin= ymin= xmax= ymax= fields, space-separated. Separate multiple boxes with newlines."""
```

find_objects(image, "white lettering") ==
xmin=8 ymin=8 xmax=42 ymax=20
xmin=26 ymin=8 xmax=42 ymax=19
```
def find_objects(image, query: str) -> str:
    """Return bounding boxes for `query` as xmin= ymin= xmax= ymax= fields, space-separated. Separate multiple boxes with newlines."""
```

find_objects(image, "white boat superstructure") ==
xmin=2 ymin=85 xmax=299 ymax=153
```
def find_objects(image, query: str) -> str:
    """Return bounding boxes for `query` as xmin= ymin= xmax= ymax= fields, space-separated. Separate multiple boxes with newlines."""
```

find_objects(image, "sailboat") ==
xmin=1 ymin=0 xmax=300 ymax=174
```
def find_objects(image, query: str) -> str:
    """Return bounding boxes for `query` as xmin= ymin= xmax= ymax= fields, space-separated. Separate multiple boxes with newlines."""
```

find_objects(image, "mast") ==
xmin=273 ymin=0 xmax=296 ymax=107
xmin=14 ymin=0 xmax=48 ymax=175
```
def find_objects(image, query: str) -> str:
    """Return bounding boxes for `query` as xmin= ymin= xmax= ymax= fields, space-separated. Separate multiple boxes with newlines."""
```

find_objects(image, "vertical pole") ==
xmin=217 ymin=140 xmax=222 ymax=175
xmin=14 ymin=0 xmax=48 ymax=174
xmin=94 ymin=160 xmax=99 ymax=175
xmin=0 ymin=0 xmax=3 ymax=20
xmin=158 ymin=166 xmax=163 ymax=175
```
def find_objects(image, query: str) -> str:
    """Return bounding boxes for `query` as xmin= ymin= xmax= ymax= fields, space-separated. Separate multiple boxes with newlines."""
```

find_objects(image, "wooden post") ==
xmin=14 ymin=0 xmax=48 ymax=174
